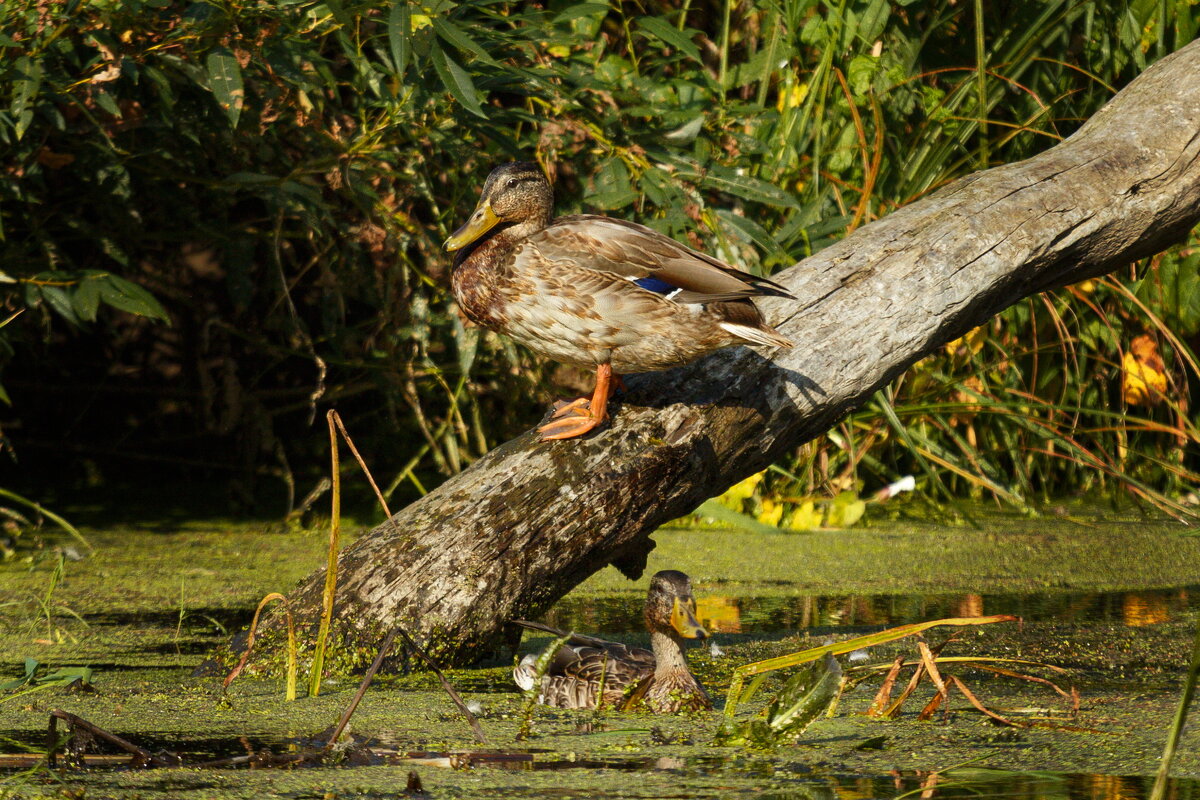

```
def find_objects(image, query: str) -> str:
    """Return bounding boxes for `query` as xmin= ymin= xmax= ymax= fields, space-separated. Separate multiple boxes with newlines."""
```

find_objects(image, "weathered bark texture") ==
xmin=255 ymin=41 xmax=1200 ymax=666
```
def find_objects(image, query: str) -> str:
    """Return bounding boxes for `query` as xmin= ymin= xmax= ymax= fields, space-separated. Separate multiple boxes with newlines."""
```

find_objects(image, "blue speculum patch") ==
xmin=633 ymin=276 xmax=677 ymax=294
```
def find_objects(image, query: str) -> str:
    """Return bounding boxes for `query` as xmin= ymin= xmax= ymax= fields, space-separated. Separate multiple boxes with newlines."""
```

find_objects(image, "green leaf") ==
xmin=321 ymin=0 xmax=354 ymax=29
xmin=72 ymin=276 xmax=103 ymax=322
xmin=93 ymin=89 xmax=122 ymax=118
xmin=857 ymin=0 xmax=891 ymax=44
xmin=40 ymin=287 xmax=81 ymax=327
xmin=37 ymin=666 xmax=94 ymax=687
xmin=847 ymin=55 xmax=880 ymax=97
xmin=552 ymin=3 xmax=609 ymax=24
xmin=388 ymin=1 xmax=411 ymax=75
xmin=0 ymin=658 xmax=39 ymax=690
xmin=11 ymin=55 xmax=43 ymax=141
xmin=715 ymin=208 xmax=787 ymax=258
xmin=429 ymin=44 xmax=486 ymax=118
xmin=704 ymin=167 xmax=798 ymax=208
xmin=636 ymin=17 xmax=701 ymax=63
xmin=206 ymin=47 xmax=244 ymax=127
xmin=826 ymin=491 xmax=866 ymax=528
xmin=697 ymin=499 xmax=790 ymax=536
xmin=431 ymin=17 xmax=499 ymax=67
xmin=97 ymin=275 xmax=169 ymax=322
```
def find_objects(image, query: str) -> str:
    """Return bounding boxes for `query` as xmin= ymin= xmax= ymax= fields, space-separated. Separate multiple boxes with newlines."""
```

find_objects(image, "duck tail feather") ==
xmin=719 ymin=322 xmax=794 ymax=349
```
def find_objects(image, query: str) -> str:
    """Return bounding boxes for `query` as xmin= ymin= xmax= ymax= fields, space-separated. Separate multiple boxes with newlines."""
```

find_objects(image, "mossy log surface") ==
xmin=248 ymin=41 xmax=1200 ymax=666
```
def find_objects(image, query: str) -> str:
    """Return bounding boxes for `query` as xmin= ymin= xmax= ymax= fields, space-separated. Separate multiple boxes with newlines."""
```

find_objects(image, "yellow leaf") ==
xmin=776 ymin=83 xmax=808 ymax=112
xmin=786 ymin=501 xmax=822 ymax=531
xmin=717 ymin=470 xmax=766 ymax=510
xmin=757 ymin=499 xmax=784 ymax=527
xmin=943 ymin=324 xmax=987 ymax=359
xmin=826 ymin=491 xmax=866 ymax=529
xmin=1122 ymin=334 xmax=1168 ymax=406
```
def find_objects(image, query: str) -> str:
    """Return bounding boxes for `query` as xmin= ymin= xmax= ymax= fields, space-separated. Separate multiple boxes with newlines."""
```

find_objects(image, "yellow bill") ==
xmin=444 ymin=201 xmax=501 ymax=251
xmin=671 ymin=597 xmax=709 ymax=639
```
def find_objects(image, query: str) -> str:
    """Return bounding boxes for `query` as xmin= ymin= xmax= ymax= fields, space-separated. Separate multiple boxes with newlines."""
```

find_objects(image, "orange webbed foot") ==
xmin=538 ymin=363 xmax=616 ymax=442
xmin=550 ymin=396 xmax=592 ymax=419
xmin=537 ymin=411 xmax=605 ymax=440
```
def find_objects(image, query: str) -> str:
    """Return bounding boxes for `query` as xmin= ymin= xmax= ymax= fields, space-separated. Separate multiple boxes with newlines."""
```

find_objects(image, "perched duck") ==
xmin=511 ymin=570 xmax=711 ymax=712
xmin=444 ymin=161 xmax=794 ymax=440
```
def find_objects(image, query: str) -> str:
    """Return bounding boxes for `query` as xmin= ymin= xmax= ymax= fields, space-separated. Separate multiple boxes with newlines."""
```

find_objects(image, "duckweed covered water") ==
xmin=2 ymin=510 xmax=1200 ymax=798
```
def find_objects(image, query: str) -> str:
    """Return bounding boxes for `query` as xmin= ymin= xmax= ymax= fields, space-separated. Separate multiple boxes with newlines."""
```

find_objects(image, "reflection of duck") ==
xmin=512 ymin=570 xmax=711 ymax=712
xmin=445 ymin=161 xmax=794 ymax=440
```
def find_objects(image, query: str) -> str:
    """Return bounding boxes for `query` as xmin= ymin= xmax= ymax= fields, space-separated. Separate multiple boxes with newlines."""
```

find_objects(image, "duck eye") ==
xmin=506 ymin=178 xmax=519 ymax=189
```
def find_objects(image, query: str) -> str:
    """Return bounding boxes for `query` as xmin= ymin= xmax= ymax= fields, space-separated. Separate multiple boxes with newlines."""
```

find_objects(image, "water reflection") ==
xmin=546 ymin=587 xmax=1196 ymax=636
xmin=791 ymin=769 xmax=1186 ymax=800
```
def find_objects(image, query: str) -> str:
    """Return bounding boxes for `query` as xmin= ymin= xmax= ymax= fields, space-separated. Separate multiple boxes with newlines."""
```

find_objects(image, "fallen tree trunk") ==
xmin=249 ymin=40 xmax=1200 ymax=667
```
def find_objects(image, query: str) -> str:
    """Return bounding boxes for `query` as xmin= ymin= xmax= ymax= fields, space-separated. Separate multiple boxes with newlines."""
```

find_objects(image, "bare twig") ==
xmin=397 ymin=628 xmax=488 ymax=744
xmin=48 ymin=710 xmax=173 ymax=768
xmin=325 ymin=628 xmax=400 ymax=749
xmin=329 ymin=409 xmax=393 ymax=518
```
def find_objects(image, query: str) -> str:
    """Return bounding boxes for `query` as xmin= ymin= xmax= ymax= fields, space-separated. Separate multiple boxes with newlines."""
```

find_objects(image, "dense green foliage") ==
xmin=0 ymin=0 xmax=1197 ymax=518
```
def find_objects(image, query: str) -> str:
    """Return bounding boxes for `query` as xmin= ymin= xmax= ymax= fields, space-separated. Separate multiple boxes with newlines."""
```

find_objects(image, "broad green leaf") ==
xmin=40 ymin=286 xmax=81 ymax=327
xmin=321 ymin=0 xmax=353 ymax=29
xmin=636 ymin=17 xmax=701 ymax=63
xmin=206 ymin=47 xmax=244 ymax=127
xmin=429 ymin=44 xmax=486 ymax=118
xmin=715 ymin=208 xmax=788 ymax=258
xmin=72 ymin=277 xmax=103 ymax=322
xmin=388 ymin=1 xmax=411 ymax=75
xmin=97 ymin=275 xmax=169 ymax=322
xmin=12 ymin=55 xmax=43 ymax=140
xmin=93 ymin=90 xmax=122 ymax=118
xmin=431 ymin=17 xmax=499 ymax=67
xmin=552 ymin=3 xmax=609 ymax=24
xmin=826 ymin=491 xmax=866 ymax=528
xmin=697 ymin=499 xmax=789 ymax=536
xmin=704 ymin=167 xmax=798 ymax=208
xmin=857 ymin=0 xmax=891 ymax=44
xmin=847 ymin=55 xmax=880 ymax=97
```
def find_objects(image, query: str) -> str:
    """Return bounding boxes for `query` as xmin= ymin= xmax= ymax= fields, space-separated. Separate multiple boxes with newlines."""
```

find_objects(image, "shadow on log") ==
xmin=243 ymin=40 xmax=1200 ymax=668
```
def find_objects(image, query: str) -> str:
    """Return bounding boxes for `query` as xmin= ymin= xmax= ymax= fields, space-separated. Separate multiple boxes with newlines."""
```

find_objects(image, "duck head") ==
xmin=444 ymin=161 xmax=554 ymax=251
xmin=644 ymin=569 xmax=708 ymax=641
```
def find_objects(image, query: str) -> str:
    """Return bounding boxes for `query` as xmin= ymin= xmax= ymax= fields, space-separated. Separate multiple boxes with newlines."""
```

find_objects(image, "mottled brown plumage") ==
xmin=511 ymin=570 xmax=711 ymax=713
xmin=445 ymin=161 xmax=794 ymax=440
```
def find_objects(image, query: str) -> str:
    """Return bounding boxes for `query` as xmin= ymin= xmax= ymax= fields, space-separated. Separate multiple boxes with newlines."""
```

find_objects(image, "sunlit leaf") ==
xmin=387 ymin=1 xmax=411 ymax=75
xmin=429 ymin=43 xmax=486 ymax=118
xmin=636 ymin=17 xmax=701 ymax=63
xmin=97 ymin=275 xmax=170 ymax=323
xmin=206 ymin=47 xmax=244 ymax=127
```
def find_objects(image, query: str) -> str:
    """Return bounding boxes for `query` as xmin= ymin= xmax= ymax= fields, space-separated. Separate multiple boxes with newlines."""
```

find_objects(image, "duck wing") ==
xmin=511 ymin=620 xmax=654 ymax=677
xmin=526 ymin=215 xmax=794 ymax=304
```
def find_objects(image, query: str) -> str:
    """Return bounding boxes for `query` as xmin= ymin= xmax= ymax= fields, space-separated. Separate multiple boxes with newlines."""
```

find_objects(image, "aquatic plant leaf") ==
xmin=724 ymin=616 xmax=1016 ymax=718
xmin=764 ymin=652 xmax=842 ymax=734
xmin=715 ymin=653 xmax=842 ymax=747
xmin=0 ymin=658 xmax=39 ymax=690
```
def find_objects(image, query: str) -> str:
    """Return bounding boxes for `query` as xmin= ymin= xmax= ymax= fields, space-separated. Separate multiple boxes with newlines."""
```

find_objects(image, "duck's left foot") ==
xmin=550 ymin=396 xmax=592 ymax=418
xmin=538 ymin=363 xmax=616 ymax=441
xmin=538 ymin=408 xmax=605 ymax=440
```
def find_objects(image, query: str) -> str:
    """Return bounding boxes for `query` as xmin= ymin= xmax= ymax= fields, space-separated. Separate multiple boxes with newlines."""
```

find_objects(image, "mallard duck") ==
xmin=511 ymin=570 xmax=711 ymax=712
xmin=444 ymin=161 xmax=794 ymax=440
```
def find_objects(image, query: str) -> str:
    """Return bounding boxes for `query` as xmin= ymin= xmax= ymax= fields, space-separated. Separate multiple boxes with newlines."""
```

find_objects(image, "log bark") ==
xmin=252 ymin=41 xmax=1200 ymax=667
